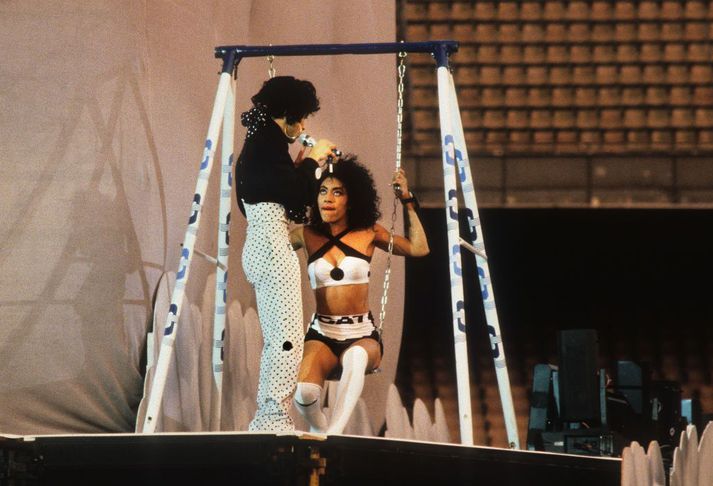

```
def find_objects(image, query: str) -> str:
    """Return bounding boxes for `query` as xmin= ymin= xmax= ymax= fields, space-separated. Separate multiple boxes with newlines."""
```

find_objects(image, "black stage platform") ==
xmin=0 ymin=432 xmax=620 ymax=485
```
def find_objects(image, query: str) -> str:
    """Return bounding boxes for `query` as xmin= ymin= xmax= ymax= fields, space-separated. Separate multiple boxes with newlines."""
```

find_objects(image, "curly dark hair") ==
xmin=251 ymin=76 xmax=320 ymax=124
xmin=309 ymin=155 xmax=381 ymax=231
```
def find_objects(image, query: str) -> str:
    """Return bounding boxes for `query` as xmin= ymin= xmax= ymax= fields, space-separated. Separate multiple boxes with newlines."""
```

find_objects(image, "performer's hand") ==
xmin=392 ymin=168 xmax=410 ymax=198
xmin=307 ymin=139 xmax=337 ymax=162
xmin=294 ymin=147 xmax=306 ymax=166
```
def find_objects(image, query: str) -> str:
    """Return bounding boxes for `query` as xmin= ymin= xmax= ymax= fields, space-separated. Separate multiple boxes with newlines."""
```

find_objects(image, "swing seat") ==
xmin=326 ymin=334 xmax=384 ymax=381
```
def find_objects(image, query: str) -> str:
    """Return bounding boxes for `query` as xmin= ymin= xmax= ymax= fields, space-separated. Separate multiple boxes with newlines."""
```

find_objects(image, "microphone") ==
xmin=298 ymin=133 xmax=342 ymax=157
xmin=298 ymin=133 xmax=316 ymax=147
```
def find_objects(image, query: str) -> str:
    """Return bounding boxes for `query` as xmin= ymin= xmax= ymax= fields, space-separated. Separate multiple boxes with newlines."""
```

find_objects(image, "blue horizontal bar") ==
xmin=215 ymin=41 xmax=458 ymax=61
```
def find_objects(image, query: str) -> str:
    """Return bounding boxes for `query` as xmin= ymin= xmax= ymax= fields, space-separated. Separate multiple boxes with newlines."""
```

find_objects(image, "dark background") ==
xmin=397 ymin=207 xmax=713 ymax=443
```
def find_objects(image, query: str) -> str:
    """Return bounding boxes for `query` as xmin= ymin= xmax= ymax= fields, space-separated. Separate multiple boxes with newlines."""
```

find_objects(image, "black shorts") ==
xmin=304 ymin=327 xmax=384 ymax=360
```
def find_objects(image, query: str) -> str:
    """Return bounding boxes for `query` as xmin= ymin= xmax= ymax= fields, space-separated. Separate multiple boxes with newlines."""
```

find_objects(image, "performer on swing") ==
xmin=236 ymin=76 xmax=337 ymax=432
xmin=289 ymin=156 xmax=429 ymax=434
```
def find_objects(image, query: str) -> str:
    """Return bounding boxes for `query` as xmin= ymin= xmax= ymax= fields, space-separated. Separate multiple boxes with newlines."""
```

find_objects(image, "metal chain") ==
xmin=395 ymin=51 xmax=407 ymax=173
xmin=378 ymin=50 xmax=407 ymax=334
xmin=267 ymin=53 xmax=276 ymax=78
xmin=378 ymin=196 xmax=399 ymax=333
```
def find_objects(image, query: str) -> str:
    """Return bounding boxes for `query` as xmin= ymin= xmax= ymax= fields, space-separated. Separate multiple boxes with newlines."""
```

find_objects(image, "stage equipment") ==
xmin=527 ymin=333 xmax=696 ymax=459
xmin=140 ymin=41 xmax=519 ymax=449
xmin=527 ymin=330 xmax=622 ymax=456
xmin=650 ymin=380 xmax=685 ymax=450
xmin=526 ymin=363 xmax=559 ymax=451
xmin=616 ymin=360 xmax=650 ymax=416
xmin=557 ymin=329 xmax=600 ymax=423
xmin=681 ymin=397 xmax=702 ymax=432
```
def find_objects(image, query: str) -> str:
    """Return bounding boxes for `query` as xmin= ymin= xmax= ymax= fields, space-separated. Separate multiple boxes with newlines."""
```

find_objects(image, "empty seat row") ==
xmin=406 ymin=21 xmax=711 ymax=43
xmin=450 ymin=86 xmax=712 ymax=107
xmin=410 ymin=129 xmax=713 ymax=154
xmin=434 ymin=43 xmax=713 ymax=64
xmin=411 ymin=88 xmax=710 ymax=110
xmin=405 ymin=1 xmax=712 ymax=22
xmin=411 ymin=88 xmax=713 ymax=109
xmin=414 ymin=108 xmax=713 ymax=129
xmin=409 ymin=65 xmax=713 ymax=88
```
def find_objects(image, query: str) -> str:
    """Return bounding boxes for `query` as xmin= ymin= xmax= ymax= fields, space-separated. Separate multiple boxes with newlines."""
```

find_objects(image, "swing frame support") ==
xmin=214 ymin=41 xmax=458 ymax=71
xmin=141 ymin=40 xmax=519 ymax=449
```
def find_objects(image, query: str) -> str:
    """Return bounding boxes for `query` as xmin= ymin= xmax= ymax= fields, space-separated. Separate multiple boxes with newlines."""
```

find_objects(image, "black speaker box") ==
xmin=616 ymin=360 xmax=650 ymax=415
xmin=557 ymin=329 xmax=600 ymax=423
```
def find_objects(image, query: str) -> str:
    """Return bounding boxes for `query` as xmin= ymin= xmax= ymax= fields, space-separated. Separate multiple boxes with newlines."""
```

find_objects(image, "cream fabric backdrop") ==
xmin=0 ymin=1 xmax=401 ymax=434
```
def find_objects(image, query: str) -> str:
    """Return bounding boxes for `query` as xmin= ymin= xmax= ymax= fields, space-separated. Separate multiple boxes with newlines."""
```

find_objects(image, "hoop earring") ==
xmin=285 ymin=123 xmax=301 ymax=142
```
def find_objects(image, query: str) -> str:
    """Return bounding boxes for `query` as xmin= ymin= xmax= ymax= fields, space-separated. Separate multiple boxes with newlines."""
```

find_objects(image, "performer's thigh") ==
xmin=348 ymin=338 xmax=382 ymax=370
xmin=252 ymin=241 xmax=303 ymax=343
xmin=298 ymin=340 xmax=339 ymax=386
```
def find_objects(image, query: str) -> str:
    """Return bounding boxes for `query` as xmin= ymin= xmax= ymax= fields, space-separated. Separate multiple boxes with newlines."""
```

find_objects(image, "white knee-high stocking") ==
xmin=294 ymin=382 xmax=328 ymax=433
xmin=326 ymin=345 xmax=369 ymax=435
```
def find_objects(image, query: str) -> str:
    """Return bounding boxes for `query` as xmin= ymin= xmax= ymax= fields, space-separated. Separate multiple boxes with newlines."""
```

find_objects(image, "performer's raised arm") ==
xmin=374 ymin=168 xmax=430 ymax=258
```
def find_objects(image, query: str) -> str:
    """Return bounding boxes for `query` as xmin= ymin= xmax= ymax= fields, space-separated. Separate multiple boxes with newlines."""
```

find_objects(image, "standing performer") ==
xmin=289 ymin=157 xmax=429 ymax=434
xmin=236 ymin=76 xmax=335 ymax=432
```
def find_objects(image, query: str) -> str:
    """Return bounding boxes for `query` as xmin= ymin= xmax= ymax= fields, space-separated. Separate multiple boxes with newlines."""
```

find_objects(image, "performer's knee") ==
xmin=341 ymin=345 xmax=368 ymax=370
xmin=294 ymin=382 xmax=322 ymax=408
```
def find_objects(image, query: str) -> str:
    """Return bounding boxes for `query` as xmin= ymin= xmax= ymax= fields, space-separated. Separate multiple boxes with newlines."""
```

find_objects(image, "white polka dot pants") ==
xmin=242 ymin=203 xmax=304 ymax=432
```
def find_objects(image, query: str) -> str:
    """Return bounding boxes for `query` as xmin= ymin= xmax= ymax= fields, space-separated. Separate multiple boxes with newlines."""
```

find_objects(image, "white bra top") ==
xmin=308 ymin=256 xmax=370 ymax=289
xmin=306 ymin=228 xmax=371 ymax=289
